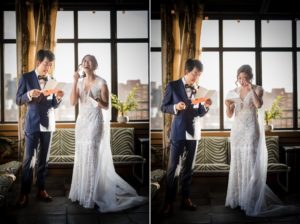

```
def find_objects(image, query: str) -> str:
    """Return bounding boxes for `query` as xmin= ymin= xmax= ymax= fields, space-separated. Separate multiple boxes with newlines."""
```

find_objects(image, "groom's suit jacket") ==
xmin=16 ymin=70 xmax=61 ymax=134
xmin=161 ymin=78 xmax=208 ymax=141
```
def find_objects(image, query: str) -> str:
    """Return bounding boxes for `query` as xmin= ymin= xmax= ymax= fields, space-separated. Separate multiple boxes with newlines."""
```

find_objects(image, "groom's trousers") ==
xmin=165 ymin=139 xmax=197 ymax=202
xmin=21 ymin=131 xmax=52 ymax=194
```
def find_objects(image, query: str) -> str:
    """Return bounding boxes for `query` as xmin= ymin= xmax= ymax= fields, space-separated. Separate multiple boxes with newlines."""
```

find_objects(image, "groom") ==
xmin=16 ymin=49 xmax=64 ymax=207
xmin=161 ymin=58 xmax=212 ymax=216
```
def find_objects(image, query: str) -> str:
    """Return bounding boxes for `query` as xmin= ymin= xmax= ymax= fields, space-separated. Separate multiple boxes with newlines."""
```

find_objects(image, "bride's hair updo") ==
xmin=235 ymin=64 xmax=253 ymax=86
xmin=81 ymin=54 xmax=98 ymax=71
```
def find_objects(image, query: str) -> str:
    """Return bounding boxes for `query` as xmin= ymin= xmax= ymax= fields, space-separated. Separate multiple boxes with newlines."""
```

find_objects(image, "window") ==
xmin=297 ymin=20 xmax=300 ymax=48
xmin=4 ymin=11 xmax=16 ymax=39
xmin=117 ymin=11 xmax=148 ymax=39
xmin=4 ymin=44 xmax=17 ymax=122
xmin=201 ymin=20 xmax=219 ymax=47
xmin=117 ymin=43 xmax=148 ymax=120
xmin=261 ymin=20 xmax=294 ymax=128
xmin=261 ymin=20 xmax=292 ymax=47
xmin=198 ymin=18 xmax=299 ymax=130
xmin=151 ymin=52 xmax=162 ymax=130
xmin=1 ymin=11 xmax=17 ymax=123
xmin=0 ymin=7 xmax=149 ymax=124
xmin=150 ymin=20 xmax=161 ymax=48
xmin=116 ymin=10 xmax=149 ymax=121
xmin=298 ymin=52 xmax=300 ymax=127
xmin=78 ymin=11 xmax=110 ymax=39
xmin=223 ymin=20 xmax=255 ymax=47
xmin=223 ymin=52 xmax=256 ymax=129
xmin=53 ymin=43 xmax=75 ymax=121
xmin=262 ymin=52 xmax=293 ymax=128
xmin=199 ymin=52 xmax=220 ymax=129
xmin=56 ymin=11 xmax=74 ymax=39
xmin=150 ymin=19 xmax=162 ymax=130
xmin=54 ymin=9 xmax=149 ymax=122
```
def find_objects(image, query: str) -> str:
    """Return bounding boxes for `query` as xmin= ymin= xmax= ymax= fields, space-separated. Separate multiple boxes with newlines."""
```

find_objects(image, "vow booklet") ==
xmin=89 ymin=97 xmax=99 ymax=107
xmin=225 ymin=90 xmax=242 ymax=104
xmin=42 ymin=79 xmax=65 ymax=96
xmin=192 ymin=86 xmax=215 ymax=105
xmin=88 ymin=91 xmax=99 ymax=108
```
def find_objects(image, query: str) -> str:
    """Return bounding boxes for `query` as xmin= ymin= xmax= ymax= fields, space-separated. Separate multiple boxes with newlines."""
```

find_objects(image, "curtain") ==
xmin=16 ymin=0 xmax=58 ymax=160
xmin=161 ymin=2 xmax=203 ymax=167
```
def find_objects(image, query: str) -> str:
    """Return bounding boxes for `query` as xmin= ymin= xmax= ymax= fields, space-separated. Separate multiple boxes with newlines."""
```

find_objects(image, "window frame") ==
xmin=150 ymin=17 xmax=162 ymax=131
xmin=203 ymin=16 xmax=299 ymax=130
xmin=150 ymin=15 xmax=299 ymax=131
xmin=0 ymin=4 xmax=149 ymax=124
xmin=0 ymin=9 xmax=17 ymax=124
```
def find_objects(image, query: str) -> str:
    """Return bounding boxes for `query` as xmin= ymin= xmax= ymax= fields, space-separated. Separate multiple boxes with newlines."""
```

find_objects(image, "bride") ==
xmin=225 ymin=64 xmax=299 ymax=217
xmin=69 ymin=54 xmax=147 ymax=212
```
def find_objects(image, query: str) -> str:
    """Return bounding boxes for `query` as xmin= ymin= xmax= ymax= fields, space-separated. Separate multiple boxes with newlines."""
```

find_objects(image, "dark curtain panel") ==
xmin=16 ymin=0 xmax=58 ymax=160
xmin=161 ymin=1 xmax=203 ymax=167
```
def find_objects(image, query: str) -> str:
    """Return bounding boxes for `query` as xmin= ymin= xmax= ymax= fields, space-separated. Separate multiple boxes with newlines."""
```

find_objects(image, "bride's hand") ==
xmin=225 ymin=99 xmax=234 ymax=107
xmin=73 ymin=72 xmax=80 ymax=82
xmin=245 ymin=81 xmax=253 ymax=91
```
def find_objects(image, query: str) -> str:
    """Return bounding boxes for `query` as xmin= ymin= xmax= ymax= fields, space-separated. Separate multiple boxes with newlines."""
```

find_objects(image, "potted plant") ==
xmin=111 ymin=86 xmax=139 ymax=123
xmin=264 ymin=95 xmax=283 ymax=131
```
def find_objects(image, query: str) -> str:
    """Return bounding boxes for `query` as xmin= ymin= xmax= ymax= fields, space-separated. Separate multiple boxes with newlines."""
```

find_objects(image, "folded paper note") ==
xmin=225 ymin=90 xmax=242 ymax=104
xmin=42 ymin=79 xmax=65 ymax=96
xmin=192 ymin=86 xmax=215 ymax=105
xmin=89 ymin=96 xmax=99 ymax=107
xmin=87 ymin=91 xmax=100 ymax=107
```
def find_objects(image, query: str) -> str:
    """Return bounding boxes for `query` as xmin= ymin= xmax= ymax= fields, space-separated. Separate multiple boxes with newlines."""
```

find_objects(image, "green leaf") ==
xmin=264 ymin=95 xmax=283 ymax=124
xmin=110 ymin=84 xmax=139 ymax=115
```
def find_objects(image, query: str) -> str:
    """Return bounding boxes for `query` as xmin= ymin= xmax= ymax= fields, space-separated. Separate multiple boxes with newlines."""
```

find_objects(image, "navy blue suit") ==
xmin=161 ymin=78 xmax=208 ymax=202
xmin=16 ymin=70 xmax=61 ymax=193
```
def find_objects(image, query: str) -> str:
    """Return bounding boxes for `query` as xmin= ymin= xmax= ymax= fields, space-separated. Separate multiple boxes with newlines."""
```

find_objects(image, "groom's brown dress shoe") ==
xmin=16 ymin=194 xmax=29 ymax=208
xmin=180 ymin=198 xmax=197 ymax=211
xmin=37 ymin=190 xmax=52 ymax=202
xmin=160 ymin=203 xmax=173 ymax=217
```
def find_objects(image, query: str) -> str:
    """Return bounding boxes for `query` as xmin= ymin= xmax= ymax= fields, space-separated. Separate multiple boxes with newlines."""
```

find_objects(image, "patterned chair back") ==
xmin=195 ymin=137 xmax=229 ymax=165
xmin=49 ymin=129 xmax=75 ymax=163
xmin=266 ymin=136 xmax=280 ymax=163
xmin=110 ymin=128 xmax=135 ymax=155
xmin=49 ymin=127 xmax=135 ymax=163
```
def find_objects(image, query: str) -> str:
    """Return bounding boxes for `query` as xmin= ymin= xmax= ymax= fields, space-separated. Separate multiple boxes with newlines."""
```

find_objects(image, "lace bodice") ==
xmin=77 ymin=76 xmax=106 ymax=116
xmin=230 ymin=87 xmax=262 ymax=146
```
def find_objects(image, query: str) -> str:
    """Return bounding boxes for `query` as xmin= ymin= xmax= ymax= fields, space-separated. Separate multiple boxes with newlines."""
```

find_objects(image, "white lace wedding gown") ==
xmin=225 ymin=86 xmax=300 ymax=217
xmin=69 ymin=76 xmax=147 ymax=212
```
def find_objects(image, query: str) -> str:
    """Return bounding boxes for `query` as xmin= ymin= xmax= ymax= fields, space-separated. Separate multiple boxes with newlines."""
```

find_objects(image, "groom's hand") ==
xmin=204 ymin=98 xmax=212 ymax=108
xmin=56 ymin=90 xmax=64 ymax=98
xmin=55 ymin=90 xmax=64 ymax=102
xmin=29 ymin=89 xmax=42 ymax=98
xmin=176 ymin=101 xmax=186 ymax=110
